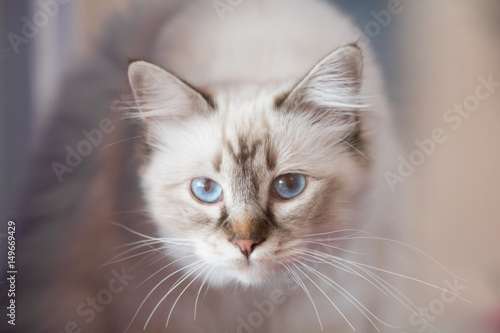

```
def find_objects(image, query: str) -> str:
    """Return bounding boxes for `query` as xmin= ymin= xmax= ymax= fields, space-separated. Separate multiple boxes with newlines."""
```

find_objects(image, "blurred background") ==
xmin=1 ymin=0 xmax=499 ymax=332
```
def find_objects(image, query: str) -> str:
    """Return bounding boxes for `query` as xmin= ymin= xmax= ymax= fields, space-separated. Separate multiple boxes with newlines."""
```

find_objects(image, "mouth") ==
xmin=227 ymin=253 xmax=294 ymax=285
xmin=199 ymin=244 xmax=299 ymax=285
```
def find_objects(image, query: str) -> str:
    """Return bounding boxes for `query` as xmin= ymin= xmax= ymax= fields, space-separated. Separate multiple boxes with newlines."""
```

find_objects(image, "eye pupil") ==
xmin=204 ymin=179 xmax=211 ymax=192
xmin=273 ymin=173 xmax=306 ymax=200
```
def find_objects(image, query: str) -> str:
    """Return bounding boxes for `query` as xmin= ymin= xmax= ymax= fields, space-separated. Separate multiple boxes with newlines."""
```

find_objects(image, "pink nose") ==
xmin=232 ymin=236 xmax=264 ymax=258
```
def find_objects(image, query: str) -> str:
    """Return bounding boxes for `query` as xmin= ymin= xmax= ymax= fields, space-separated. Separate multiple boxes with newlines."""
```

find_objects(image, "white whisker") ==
xmin=340 ymin=138 xmax=369 ymax=160
xmin=284 ymin=264 xmax=323 ymax=331
xmin=100 ymin=208 xmax=150 ymax=218
xmin=297 ymin=248 xmax=388 ymax=296
xmin=166 ymin=264 xmax=210 ymax=326
xmin=125 ymin=259 xmax=203 ymax=332
xmin=145 ymin=262 xmax=205 ymax=329
xmin=298 ymin=240 xmax=364 ymax=255
xmin=299 ymin=259 xmax=401 ymax=330
xmin=112 ymin=238 xmax=163 ymax=250
xmin=293 ymin=260 xmax=356 ymax=331
xmin=339 ymin=258 xmax=470 ymax=303
xmin=346 ymin=262 xmax=440 ymax=333
xmin=194 ymin=266 xmax=215 ymax=320
xmin=302 ymin=228 xmax=367 ymax=239
xmin=103 ymin=245 xmax=168 ymax=267
xmin=109 ymin=222 xmax=160 ymax=241
xmin=329 ymin=233 xmax=466 ymax=282
xmin=102 ymin=135 xmax=145 ymax=149
xmin=141 ymin=246 xmax=189 ymax=269
xmin=136 ymin=253 xmax=197 ymax=289
xmin=113 ymin=237 xmax=195 ymax=250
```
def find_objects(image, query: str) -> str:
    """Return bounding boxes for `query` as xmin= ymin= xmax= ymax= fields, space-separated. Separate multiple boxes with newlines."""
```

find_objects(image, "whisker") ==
xmin=102 ymin=245 xmax=168 ymax=267
xmin=125 ymin=259 xmax=203 ymax=332
xmin=166 ymin=264 xmax=210 ymax=326
xmin=297 ymin=249 xmax=388 ymax=296
xmin=112 ymin=238 xmax=164 ymax=250
xmin=141 ymin=246 xmax=190 ymax=270
xmin=294 ymin=248 xmax=445 ymax=331
xmin=293 ymin=260 xmax=356 ymax=331
xmin=109 ymin=222 xmax=159 ymax=241
xmin=100 ymin=208 xmax=150 ymax=218
xmin=298 ymin=259 xmax=401 ymax=330
xmin=339 ymin=258 xmax=470 ymax=303
xmin=328 ymin=233 xmax=466 ymax=282
xmin=294 ymin=260 xmax=356 ymax=332
xmin=105 ymin=240 xmax=168 ymax=266
xmin=298 ymin=240 xmax=364 ymax=255
xmin=194 ymin=266 xmax=215 ymax=320
xmin=293 ymin=249 xmax=361 ymax=276
xmin=110 ymin=238 xmax=194 ymax=263
xmin=302 ymin=228 xmax=367 ymax=239
xmin=102 ymin=135 xmax=145 ymax=149
xmin=340 ymin=139 xmax=370 ymax=160
xmin=203 ymin=266 xmax=218 ymax=302
xmin=113 ymin=237 xmax=195 ymax=250
xmin=145 ymin=262 xmax=205 ymax=329
xmin=283 ymin=264 xmax=323 ymax=331
xmin=109 ymin=222 xmax=196 ymax=248
xmin=129 ymin=250 xmax=160 ymax=272
xmin=136 ymin=253 xmax=197 ymax=289
xmin=345 ymin=262 xmax=440 ymax=333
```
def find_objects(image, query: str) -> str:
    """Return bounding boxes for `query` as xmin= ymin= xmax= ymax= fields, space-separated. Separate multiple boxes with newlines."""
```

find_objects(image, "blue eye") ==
xmin=191 ymin=177 xmax=223 ymax=203
xmin=273 ymin=173 xmax=306 ymax=200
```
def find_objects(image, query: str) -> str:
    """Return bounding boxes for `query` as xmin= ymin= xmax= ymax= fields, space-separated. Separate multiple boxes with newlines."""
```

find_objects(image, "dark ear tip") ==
xmin=347 ymin=41 xmax=362 ymax=50
xmin=341 ymin=43 xmax=363 ymax=60
xmin=338 ymin=44 xmax=363 ymax=76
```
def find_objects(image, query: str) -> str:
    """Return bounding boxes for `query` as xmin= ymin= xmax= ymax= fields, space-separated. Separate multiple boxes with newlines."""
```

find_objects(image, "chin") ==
xmin=215 ymin=258 xmax=285 ymax=288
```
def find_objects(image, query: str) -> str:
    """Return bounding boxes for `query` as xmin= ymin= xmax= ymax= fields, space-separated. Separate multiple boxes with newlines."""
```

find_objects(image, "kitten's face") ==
xmin=129 ymin=45 xmax=370 ymax=286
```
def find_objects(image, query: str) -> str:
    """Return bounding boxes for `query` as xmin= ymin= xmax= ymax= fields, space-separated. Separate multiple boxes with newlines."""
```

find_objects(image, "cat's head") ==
xmin=128 ymin=45 xmax=371 ymax=286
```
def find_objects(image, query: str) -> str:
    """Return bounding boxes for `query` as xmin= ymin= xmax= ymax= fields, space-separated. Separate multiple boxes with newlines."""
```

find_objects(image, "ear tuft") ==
xmin=278 ymin=44 xmax=364 ymax=111
xmin=128 ymin=61 xmax=211 ymax=121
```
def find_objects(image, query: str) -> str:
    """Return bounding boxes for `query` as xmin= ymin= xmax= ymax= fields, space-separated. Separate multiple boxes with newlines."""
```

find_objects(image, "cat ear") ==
xmin=128 ymin=60 xmax=212 ymax=121
xmin=277 ymin=44 xmax=363 ymax=113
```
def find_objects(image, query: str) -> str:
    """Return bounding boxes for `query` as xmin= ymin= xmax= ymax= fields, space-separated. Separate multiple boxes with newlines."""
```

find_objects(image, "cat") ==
xmin=13 ymin=0 xmax=416 ymax=332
